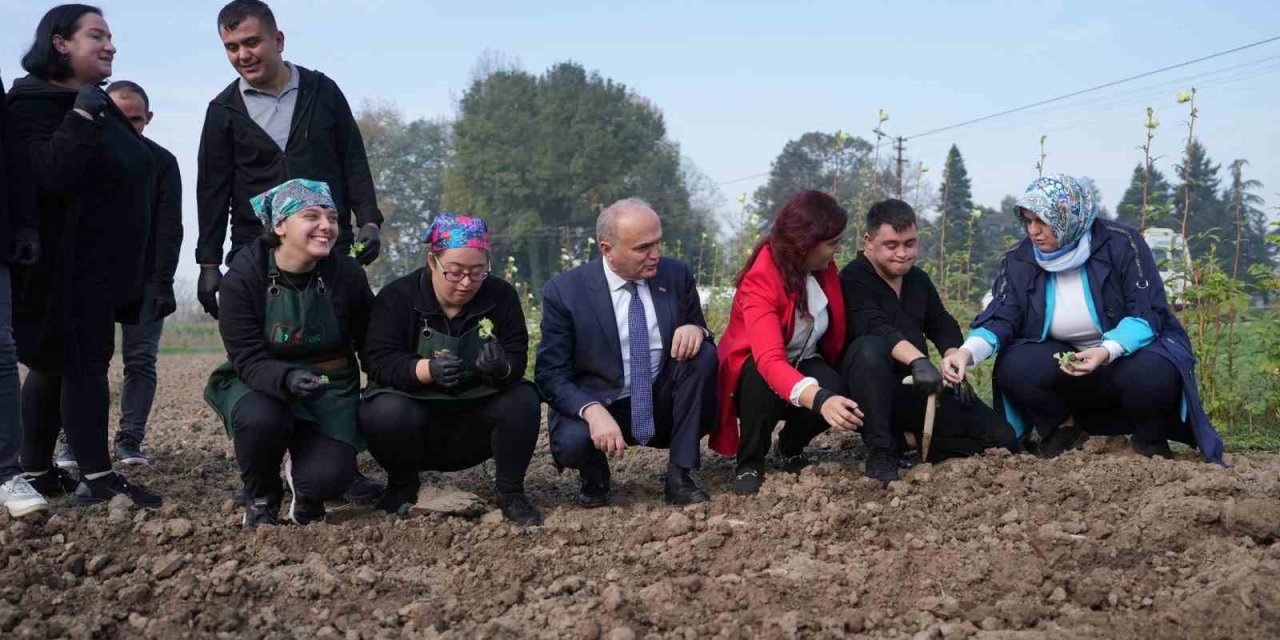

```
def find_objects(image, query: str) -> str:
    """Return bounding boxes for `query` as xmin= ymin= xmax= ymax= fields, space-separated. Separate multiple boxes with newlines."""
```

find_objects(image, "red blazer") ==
xmin=711 ymin=244 xmax=846 ymax=455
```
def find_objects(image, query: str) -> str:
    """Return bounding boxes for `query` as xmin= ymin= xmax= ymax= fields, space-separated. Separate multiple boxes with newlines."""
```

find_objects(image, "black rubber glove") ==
xmin=152 ymin=282 xmax=177 ymax=318
xmin=909 ymin=357 xmax=944 ymax=395
xmin=474 ymin=340 xmax=510 ymax=382
xmin=198 ymin=265 xmax=221 ymax=319
xmin=74 ymin=85 xmax=108 ymax=118
xmin=352 ymin=223 xmax=381 ymax=265
xmin=9 ymin=227 xmax=41 ymax=266
xmin=286 ymin=370 xmax=326 ymax=398
xmin=952 ymin=379 xmax=976 ymax=405
xmin=429 ymin=352 xmax=464 ymax=390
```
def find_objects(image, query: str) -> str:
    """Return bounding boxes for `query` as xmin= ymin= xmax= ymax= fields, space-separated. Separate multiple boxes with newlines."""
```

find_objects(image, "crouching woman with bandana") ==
xmin=204 ymin=179 xmax=374 ymax=528
xmin=359 ymin=213 xmax=543 ymax=525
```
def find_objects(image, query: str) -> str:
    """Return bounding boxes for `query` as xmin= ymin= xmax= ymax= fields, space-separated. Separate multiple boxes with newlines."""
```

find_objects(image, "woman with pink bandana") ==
xmin=360 ymin=213 xmax=542 ymax=525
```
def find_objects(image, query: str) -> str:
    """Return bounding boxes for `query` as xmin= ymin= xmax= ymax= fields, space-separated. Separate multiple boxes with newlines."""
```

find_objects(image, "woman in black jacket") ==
xmin=204 ymin=178 xmax=373 ymax=528
xmin=5 ymin=5 xmax=159 ymax=506
xmin=360 ymin=213 xmax=542 ymax=525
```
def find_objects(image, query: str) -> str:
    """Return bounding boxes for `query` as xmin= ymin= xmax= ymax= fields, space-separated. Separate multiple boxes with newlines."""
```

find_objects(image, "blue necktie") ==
xmin=625 ymin=282 xmax=655 ymax=445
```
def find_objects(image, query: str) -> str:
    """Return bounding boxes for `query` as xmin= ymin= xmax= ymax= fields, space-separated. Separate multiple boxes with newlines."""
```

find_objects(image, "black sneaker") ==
xmin=376 ymin=480 xmax=420 ymax=515
xmin=343 ymin=471 xmax=384 ymax=505
xmin=113 ymin=436 xmax=150 ymax=466
xmin=1036 ymin=424 xmax=1087 ymax=459
xmin=732 ymin=466 xmax=764 ymax=496
xmin=75 ymin=473 xmax=163 ymax=508
xmin=864 ymin=449 xmax=900 ymax=484
xmin=776 ymin=448 xmax=812 ymax=474
xmin=1132 ymin=439 xmax=1175 ymax=459
xmin=243 ymin=497 xmax=280 ymax=528
xmin=27 ymin=468 xmax=79 ymax=496
xmin=496 ymin=491 xmax=543 ymax=526
xmin=284 ymin=459 xmax=326 ymax=525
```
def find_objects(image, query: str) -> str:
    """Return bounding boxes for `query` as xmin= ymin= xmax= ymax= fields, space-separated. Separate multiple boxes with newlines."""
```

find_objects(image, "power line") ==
xmin=906 ymin=35 xmax=1280 ymax=140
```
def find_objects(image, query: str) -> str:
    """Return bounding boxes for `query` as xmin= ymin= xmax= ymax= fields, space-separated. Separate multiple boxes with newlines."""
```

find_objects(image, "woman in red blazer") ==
xmin=713 ymin=191 xmax=864 ymax=495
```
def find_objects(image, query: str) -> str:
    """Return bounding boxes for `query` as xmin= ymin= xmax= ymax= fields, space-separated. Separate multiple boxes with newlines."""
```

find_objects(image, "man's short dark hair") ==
xmin=866 ymin=199 xmax=917 ymax=235
xmin=106 ymin=80 xmax=149 ymax=110
xmin=217 ymin=0 xmax=277 ymax=33
xmin=21 ymin=4 xmax=102 ymax=82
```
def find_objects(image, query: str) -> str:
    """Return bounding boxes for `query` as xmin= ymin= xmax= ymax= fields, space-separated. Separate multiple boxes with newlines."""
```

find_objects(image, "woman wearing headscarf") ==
xmin=359 ymin=213 xmax=542 ymax=525
xmin=712 ymin=191 xmax=865 ymax=495
xmin=5 ymin=5 xmax=159 ymax=506
xmin=940 ymin=174 xmax=1223 ymax=463
xmin=204 ymin=178 xmax=374 ymax=528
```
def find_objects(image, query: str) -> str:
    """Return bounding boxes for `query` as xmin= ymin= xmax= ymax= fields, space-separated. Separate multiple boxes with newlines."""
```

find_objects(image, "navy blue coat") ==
xmin=535 ymin=256 xmax=710 ymax=423
xmin=972 ymin=219 xmax=1224 ymax=464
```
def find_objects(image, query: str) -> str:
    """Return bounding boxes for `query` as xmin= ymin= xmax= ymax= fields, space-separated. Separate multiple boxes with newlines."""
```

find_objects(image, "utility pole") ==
xmin=894 ymin=136 xmax=907 ymax=198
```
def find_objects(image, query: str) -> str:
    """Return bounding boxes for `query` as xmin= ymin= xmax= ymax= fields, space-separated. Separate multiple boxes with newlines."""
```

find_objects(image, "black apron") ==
xmin=363 ymin=314 xmax=501 ymax=403
xmin=204 ymin=253 xmax=362 ymax=448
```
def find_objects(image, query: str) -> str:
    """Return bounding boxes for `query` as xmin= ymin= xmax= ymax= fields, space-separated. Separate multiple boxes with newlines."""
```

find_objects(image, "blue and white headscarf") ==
xmin=250 ymin=179 xmax=336 ymax=227
xmin=1015 ymin=174 xmax=1098 ymax=272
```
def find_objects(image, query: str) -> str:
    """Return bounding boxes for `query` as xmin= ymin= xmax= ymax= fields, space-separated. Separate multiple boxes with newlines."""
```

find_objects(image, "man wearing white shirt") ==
xmin=536 ymin=199 xmax=718 ymax=507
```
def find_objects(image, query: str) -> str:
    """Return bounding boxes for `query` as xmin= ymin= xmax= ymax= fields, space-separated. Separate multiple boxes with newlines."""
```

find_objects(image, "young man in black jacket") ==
xmin=196 ymin=0 xmax=382 ymax=320
xmin=840 ymin=199 xmax=1016 ymax=483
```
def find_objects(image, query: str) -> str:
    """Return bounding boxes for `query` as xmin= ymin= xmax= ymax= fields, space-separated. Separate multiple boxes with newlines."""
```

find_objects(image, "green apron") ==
xmin=363 ymin=315 xmax=501 ymax=403
xmin=204 ymin=253 xmax=363 ymax=448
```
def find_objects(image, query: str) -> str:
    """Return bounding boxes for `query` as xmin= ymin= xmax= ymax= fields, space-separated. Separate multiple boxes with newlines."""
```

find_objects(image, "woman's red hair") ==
xmin=736 ymin=190 xmax=847 ymax=316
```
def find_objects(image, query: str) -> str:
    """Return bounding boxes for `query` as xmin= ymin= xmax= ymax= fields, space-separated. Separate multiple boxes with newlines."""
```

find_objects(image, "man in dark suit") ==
xmin=536 ymin=198 xmax=717 ymax=507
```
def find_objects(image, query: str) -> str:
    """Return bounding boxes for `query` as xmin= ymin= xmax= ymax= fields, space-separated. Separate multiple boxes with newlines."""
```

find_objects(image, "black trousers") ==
xmin=231 ymin=391 xmax=356 ymax=503
xmin=359 ymin=382 xmax=541 ymax=494
xmin=843 ymin=335 xmax=1016 ymax=460
xmin=994 ymin=339 xmax=1182 ymax=444
xmin=20 ymin=370 xmax=112 ymax=475
xmin=734 ymin=356 xmax=844 ymax=470
xmin=549 ymin=342 xmax=717 ymax=472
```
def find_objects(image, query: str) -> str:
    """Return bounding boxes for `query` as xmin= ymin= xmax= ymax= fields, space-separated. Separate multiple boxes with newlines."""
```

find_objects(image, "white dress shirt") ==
xmin=603 ymin=260 xmax=665 ymax=399
xmin=787 ymin=275 xmax=829 ymax=406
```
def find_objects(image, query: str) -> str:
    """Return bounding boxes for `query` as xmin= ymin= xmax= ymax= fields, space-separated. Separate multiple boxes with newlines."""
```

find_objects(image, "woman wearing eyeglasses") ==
xmin=204 ymin=179 xmax=374 ymax=528
xmin=359 ymin=213 xmax=542 ymax=525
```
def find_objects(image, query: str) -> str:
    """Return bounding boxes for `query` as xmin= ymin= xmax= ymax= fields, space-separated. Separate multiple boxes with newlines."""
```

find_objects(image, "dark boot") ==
xmin=577 ymin=462 xmax=611 ymax=509
xmin=496 ymin=491 xmax=543 ymax=525
xmin=864 ymin=449 xmax=900 ymax=484
xmin=664 ymin=464 xmax=710 ymax=505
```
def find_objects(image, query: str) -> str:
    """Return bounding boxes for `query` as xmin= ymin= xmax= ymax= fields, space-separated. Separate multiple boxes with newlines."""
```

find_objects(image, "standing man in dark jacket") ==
xmin=841 ymin=199 xmax=1016 ymax=484
xmin=196 ymin=0 xmax=382 ymax=320
xmin=57 ymin=80 xmax=181 ymax=470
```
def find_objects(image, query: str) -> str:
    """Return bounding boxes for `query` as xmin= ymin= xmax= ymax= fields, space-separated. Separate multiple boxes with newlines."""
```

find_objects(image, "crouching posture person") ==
xmin=359 ymin=214 xmax=542 ymax=525
xmin=940 ymin=175 xmax=1223 ymax=463
xmin=205 ymin=179 xmax=374 ymax=527
xmin=841 ymin=199 xmax=1016 ymax=484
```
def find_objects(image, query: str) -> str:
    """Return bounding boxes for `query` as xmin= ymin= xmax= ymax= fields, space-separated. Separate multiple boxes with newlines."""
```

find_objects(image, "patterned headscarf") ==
xmin=421 ymin=212 xmax=490 ymax=253
xmin=1014 ymin=174 xmax=1098 ymax=249
xmin=250 ymin=179 xmax=336 ymax=227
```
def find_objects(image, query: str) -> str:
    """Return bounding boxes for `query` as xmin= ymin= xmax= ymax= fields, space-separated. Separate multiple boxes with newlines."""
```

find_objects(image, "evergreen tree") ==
xmin=1221 ymin=159 xmax=1269 ymax=283
xmin=751 ymin=131 xmax=874 ymax=221
xmin=934 ymin=145 xmax=973 ymax=294
xmin=1172 ymin=140 xmax=1228 ymax=272
xmin=1115 ymin=163 xmax=1175 ymax=230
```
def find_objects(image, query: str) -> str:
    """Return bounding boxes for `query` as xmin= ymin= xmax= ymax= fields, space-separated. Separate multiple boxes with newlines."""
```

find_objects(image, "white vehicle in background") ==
xmin=1142 ymin=227 xmax=1192 ymax=309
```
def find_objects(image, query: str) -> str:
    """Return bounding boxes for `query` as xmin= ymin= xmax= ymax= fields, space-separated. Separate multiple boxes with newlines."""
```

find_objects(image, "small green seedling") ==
xmin=1053 ymin=352 xmax=1077 ymax=368
xmin=478 ymin=318 xmax=495 ymax=340
xmin=348 ymin=242 xmax=366 ymax=258
xmin=318 ymin=374 xmax=331 ymax=385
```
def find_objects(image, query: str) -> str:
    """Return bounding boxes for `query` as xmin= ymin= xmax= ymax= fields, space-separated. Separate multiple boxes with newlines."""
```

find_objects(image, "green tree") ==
xmin=356 ymin=102 xmax=451 ymax=288
xmin=751 ymin=131 xmax=875 ymax=221
xmin=1172 ymin=140 xmax=1228 ymax=271
xmin=448 ymin=61 xmax=710 ymax=288
xmin=1115 ymin=163 xmax=1175 ymax=229
xmin=1221 ymin=159 xmax=1269 ymax=283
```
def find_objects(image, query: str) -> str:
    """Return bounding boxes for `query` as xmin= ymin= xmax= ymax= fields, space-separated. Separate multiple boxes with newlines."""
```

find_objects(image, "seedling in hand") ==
xmin=1053 ymin=352 xmax=1077 ymax=369
xmin=317 ymin=374 xmax=331 ymax=385
xmin=348 ymin=242 xmax=366 ymax=258
xmin=478 ymin=318 xmax=495 ymax=340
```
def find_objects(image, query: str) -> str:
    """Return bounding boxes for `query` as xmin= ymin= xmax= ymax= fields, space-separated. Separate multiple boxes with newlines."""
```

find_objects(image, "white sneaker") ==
xmin=1 ymin=474 xmax=50 ymax=518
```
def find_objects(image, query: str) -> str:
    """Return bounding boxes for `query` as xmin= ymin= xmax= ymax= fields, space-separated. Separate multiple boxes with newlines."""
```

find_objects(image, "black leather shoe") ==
xmin=732 ymin=466 xmax=764 ymax=496
xmin=497 ymin=491 xmax=543 ymax=525
xmin=864 ymin=449 xmax=900 ymax=484
xmin=664 ymin=466 xmax=710 ymax=505
xmin=75 ymin=473 xmax=163 ymax=508
xmin=577 ymin=464 xmax=611 ymax=509
xmin=1132 ymin=439 xmax=1175 ymax=459
xmin=776 ymin=447 xmax=812 ymax=474
xmin=376 ymin=480 xmax=420 ymax=515
xmin=27 ymin=468 xmax=79 ymax=496
xmin=344 ymin=471 xmax=385 ymax=505
xmin=1036 ymin=424 xmax=1087 ymax=459
xmin=243 ymin=496 xmax=280 ymax=529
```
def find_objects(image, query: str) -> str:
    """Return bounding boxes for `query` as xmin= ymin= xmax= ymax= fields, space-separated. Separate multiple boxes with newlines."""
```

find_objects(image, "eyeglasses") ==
xmin=432 ymin=254 xmax=490 ymax=283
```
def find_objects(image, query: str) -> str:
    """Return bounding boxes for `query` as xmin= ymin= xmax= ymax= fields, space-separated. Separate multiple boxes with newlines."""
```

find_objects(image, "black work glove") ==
xmin=909 ymin=357 xmax=944 ymax=395
xmin=74 ymin=85 xmax=108 ymax=118
xmin=152 ymin=281 xmax=177 ymax=318
xmin=198 ymin=265 xmax=221 ymax=319
xmin=352 ymin=223 xmax=381 ymax=265
xmin=428 ymin=352 xmax=464 ymax=390
xmin=474 ymin=340 xmax=511 ymax=383
xmin=951 ymin=379 xmax=976 ymax=405
xmin=9 ymin=227 xmax=41 ymax=266
xmin=286 ymin=370 xmax=327 ymax=398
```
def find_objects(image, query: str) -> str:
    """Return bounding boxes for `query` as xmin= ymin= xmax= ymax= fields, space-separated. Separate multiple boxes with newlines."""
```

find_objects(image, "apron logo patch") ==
xmin=271 ymin=323 xmax=322 ymax=346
